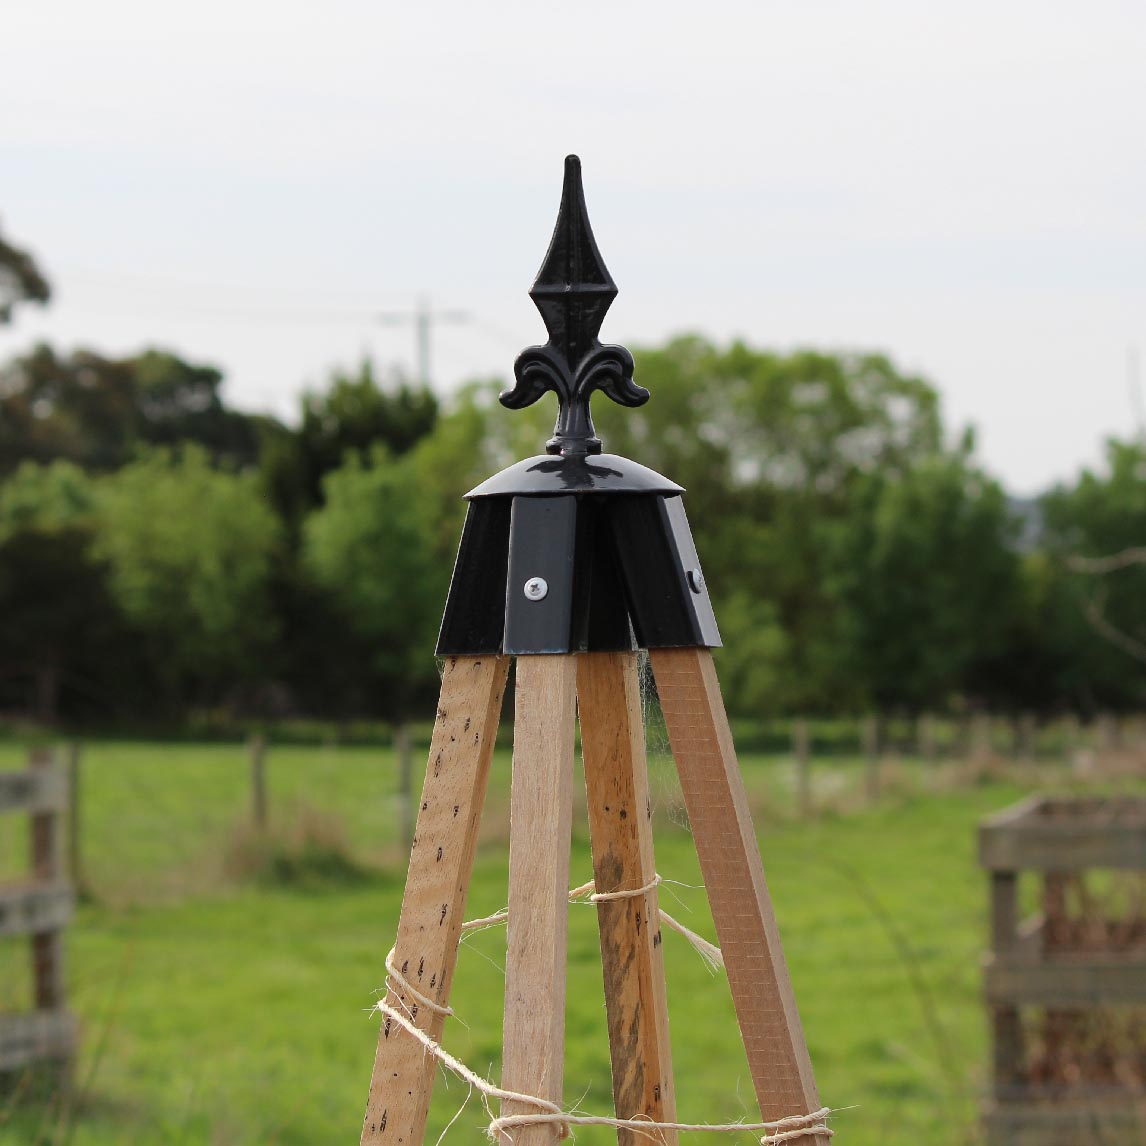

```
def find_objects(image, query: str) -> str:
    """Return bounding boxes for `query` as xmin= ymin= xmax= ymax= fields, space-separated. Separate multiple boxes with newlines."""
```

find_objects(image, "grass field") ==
xmin=1 ymin=735 xmax=1141 ymax=1145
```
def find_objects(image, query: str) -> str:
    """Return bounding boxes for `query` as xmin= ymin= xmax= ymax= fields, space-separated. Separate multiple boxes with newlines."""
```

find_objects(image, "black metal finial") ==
xmin=500 ymin=155 xmax=648 ymax=457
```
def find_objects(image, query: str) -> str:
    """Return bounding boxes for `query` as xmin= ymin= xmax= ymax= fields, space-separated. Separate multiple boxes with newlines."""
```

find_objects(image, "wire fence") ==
xmin=1 ymin=712 xmax=1143 ymax=908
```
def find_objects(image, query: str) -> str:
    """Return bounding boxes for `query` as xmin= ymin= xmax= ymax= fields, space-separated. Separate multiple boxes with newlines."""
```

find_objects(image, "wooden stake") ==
xmin=578 ymin=651 xmax=677 ymax=1144
xmin=1063 ymin=713 xmax=1080 ymax=769
xmin=651 ymin=648 xmax=825 ymax=1144
xmin=1018 ymin=713 xmax=1036 ymax=763
xmin=793 ymin=719 xmax=811 ymax=819
xmin=29 ymin=747 xmax=64 ymax=1010
xmin=499 ymin=655 xmax=578 ymax=1146
xmin=972 ymin=713 xmax=992 ymax=762
xmin=394 ymin=722 xmax=414 ymax=850
xmin=249 ymin=732 xmax=267 ymax=830
xmin=862 ymin=714 xmax=880 ymax=802
xmin=1099 ymin=712 xmax=1120 ymax=753
xmin=360 ymin=655 xmax=510 ymax=1146
xmin=66 ymin=742 xmax=83 ymax=894
xmin=918 ymin=714 xmax=936 ymax=763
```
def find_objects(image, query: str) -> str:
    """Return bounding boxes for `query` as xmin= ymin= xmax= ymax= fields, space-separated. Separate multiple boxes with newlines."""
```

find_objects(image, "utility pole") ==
xmin=376 ymin=297 xmax=469 ymax=387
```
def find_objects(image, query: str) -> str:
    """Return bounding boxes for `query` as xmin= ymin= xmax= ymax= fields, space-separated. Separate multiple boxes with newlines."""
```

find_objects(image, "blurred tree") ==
xmin=281 ymin=360 xmax=439 ymax=515
xmin=825 ymin=437 xmax=1024 ymax=712
xmin=0 ymin=462 xmax=131 ymax=723
xmin=0 ymin=344 xmax=268 ymax=475
xmin=0 ymin=221 xmax=50 ymax=324
xmin=131 ymin=348 xmax=267 ymax=461
xmin=10 ymin=328 xmax=1133 ymax=726
xmin=594 ymin=337 xmax=944 ymax=712
xmin=710 ymin=592 xmax=791 ymax=716
xmin=93 ymin=447 xmax=280 ymax=707
xmin=404 ymin=378 xmax=542 ymax=569
xmin=302 ymin=446 xmax=445 ymax=721
xmin=0 ymin=458 xmax=96 ymax=539
xmin=595 ymin=337 xmax=941 ymax=508
xmin=1040 ymin=438 xmax=1146 ymax=710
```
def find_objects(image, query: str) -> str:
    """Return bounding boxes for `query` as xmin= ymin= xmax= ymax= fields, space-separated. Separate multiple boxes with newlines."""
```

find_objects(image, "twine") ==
xmin=385 ymin=948 xmax=453 ymax=1018
xmin=657 ymin=909 xmax=724 ymax=971
xmin=391 ymin=877 xmax=674 ymax=1019
xmin=460 ymin=873 xmax=723 ymax=969
xmin=378 ymin=1002 xmax=834 ymax=1143
xmin=381 ymin=872 xmax=831 ymax=1142
xmin=588 ymin=873 xmax=661 ymax=902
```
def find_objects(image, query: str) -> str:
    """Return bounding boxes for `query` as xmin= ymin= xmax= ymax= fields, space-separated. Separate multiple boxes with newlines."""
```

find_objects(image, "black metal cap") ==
xmin=434 ymin=156 xmax=721 ymax=656
xmin=466 ymin=452 xmax=681 ymax=499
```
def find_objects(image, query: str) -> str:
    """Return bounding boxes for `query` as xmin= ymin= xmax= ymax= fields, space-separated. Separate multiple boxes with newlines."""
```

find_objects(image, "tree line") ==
xmin=1 ymin=228 xmax=1144 ymax=727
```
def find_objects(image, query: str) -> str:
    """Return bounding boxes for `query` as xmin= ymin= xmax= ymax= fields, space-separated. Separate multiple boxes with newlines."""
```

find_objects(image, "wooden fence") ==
xmin=0 ymin=747 xmax=77 ymax=1075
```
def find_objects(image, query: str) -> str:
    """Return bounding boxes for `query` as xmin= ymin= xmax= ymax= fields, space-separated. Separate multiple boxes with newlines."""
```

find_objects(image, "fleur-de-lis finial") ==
xmin=501 ymin=155 xmax=649 ymax=456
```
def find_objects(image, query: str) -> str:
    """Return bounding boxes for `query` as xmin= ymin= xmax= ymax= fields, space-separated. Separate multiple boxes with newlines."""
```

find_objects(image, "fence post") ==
xmin=249 ymin=733 xmax=267 ymax=830
xmin=1018 ymin=713 xmax=1036 ymax=762
xmin=917 ymin=714 xmax=937 ymax=763
xmin=29 ymin=747 xmax=64 ymax=1010
xmin=66 ymin=741 xmax=83 ymax=894
xmin=972 ymin=713 xmax=992 ymax=763
xmin=1098 ymin=712 xmax=1120 ymax=754
xmin=793 ymin=719 xmax=811 ymax=819
xmin=394 ymin=722 xmax=414 ymax=849
xmin=1062 ymin=712 xmax=1079 ymax=765
xmin=863 ymin=714 xmax=880 ymax=802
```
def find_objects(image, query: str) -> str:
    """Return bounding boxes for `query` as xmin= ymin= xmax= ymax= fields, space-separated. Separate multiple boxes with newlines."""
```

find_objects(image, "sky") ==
xmin=2 ymin=0 xmax=1144 ymax=495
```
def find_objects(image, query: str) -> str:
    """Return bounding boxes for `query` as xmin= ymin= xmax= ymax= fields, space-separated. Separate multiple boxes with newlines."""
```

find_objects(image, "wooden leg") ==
xmin=360 ymin=655 xmax=510 ymax=1146
xmin=578 ymin=651 xmax=677 ymax=1145
xmin=650 ymin=648 xmax=826 ymax=1145
xmin=499 ymin=655 xmax=578 ymax=1146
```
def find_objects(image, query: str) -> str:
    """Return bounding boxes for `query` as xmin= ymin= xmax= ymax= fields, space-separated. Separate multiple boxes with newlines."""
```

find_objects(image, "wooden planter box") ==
xmin=979 ymin=796 xmax=1146 ymax=1146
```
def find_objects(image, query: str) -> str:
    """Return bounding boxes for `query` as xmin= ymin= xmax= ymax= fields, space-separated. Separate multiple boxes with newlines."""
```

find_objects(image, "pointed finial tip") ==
xmin=501 ymin=153 xmax=645 ymax=456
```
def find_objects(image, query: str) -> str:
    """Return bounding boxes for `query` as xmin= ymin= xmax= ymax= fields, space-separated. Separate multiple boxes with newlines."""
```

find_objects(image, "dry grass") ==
xmin=222 ymin=803 xmax=370 ymax=888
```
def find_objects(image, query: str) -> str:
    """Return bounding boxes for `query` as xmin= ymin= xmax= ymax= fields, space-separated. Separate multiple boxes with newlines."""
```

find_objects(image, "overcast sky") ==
xmin=3 ymin=1 xmax=1144 ymax=494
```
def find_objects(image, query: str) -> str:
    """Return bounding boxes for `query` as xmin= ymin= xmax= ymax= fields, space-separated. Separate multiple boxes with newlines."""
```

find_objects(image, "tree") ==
xmin=93 ymin=447 xmax=280 ymax=707
xmin=1040 ymin=438 xmax=1146 ymax=710
xmin=288 ymin=360 xmax=439 ymax=512
xmin=594 ymin=338 xmax=946 ymax=712
xmin=0 ymin=458 xmax=96 ymax=539
xmin=0 ymin=221 xmax=50 ymax=324
xmin=302 ymin=447 xmax=444 ymax=720
xmin=370 ymin=338 xmax=966 ymax=714
xmin=0 ymin=344 xmax=267 ymax=476
xmin=825 ymin=439 xmax=1024 ymax=712
xmin=0 ymin=462 xmax=128 ymax=723
xmin=403 ymin=378 xmax=539 ymax=569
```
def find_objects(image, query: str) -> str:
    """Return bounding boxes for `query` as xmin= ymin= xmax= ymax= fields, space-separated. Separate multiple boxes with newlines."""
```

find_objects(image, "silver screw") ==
xmin=687 ymin=568 xmax=705 ymax=594
xmin=524 ymin=576 xmax=549 ymax=602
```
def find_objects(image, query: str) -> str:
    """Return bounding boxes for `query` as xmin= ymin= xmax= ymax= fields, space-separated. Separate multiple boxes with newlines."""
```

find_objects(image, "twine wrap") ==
xmin=379 ymin=872 xmax=833 ymax=1142
xmin=378 ymin=1002 xmax=834 ymax=1143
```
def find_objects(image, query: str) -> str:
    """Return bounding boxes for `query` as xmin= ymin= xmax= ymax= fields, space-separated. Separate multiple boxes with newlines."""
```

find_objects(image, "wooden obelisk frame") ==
xmin=359 ymin=154 xmax=825 ymax=1145
xmin=360 ymin=649 xmax=824 ymax=1145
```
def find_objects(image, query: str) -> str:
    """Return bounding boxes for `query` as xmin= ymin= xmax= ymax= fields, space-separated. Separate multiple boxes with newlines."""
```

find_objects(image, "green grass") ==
xmin=1 ymin=738 xmax=1141 ymax=1144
